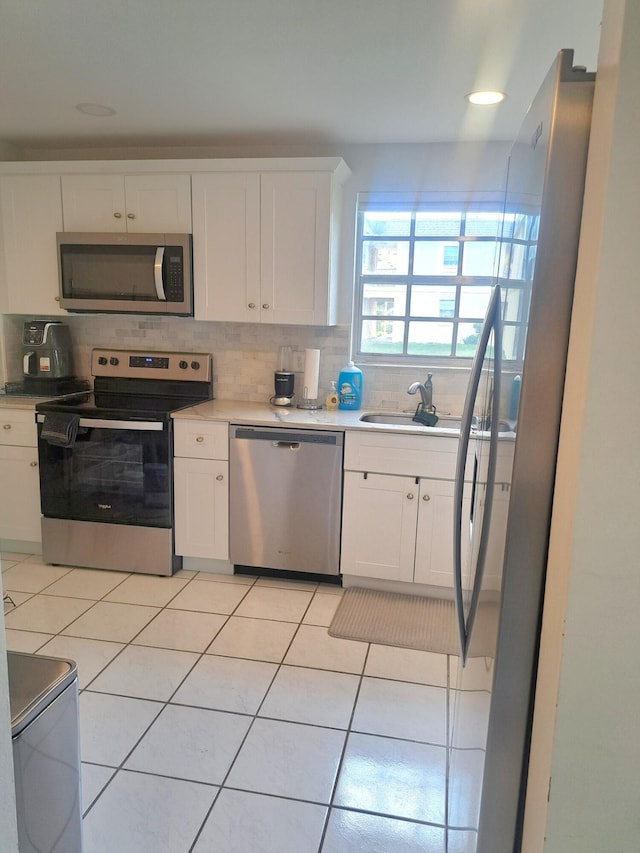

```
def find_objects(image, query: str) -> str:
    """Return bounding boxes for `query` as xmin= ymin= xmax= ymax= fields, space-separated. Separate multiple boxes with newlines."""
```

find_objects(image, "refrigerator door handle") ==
xmin=453 ymin=283 xmax=502 ymax=662
xmin=465 ymin=293 xmax=502 ymax=657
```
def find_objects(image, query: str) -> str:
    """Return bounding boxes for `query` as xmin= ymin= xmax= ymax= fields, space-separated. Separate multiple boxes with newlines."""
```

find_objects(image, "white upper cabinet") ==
xmin=192 ymin=173 xmax=261 ymax=323
xmin=61 ymin=174 xmax=192 ymax=233
xmin=260 ymin=171 xmax=333 ymax=325
xmin=0 ymin=174 xmax=65 ymax=316
xmin=192 ymin=162 xmax=347 ymax=325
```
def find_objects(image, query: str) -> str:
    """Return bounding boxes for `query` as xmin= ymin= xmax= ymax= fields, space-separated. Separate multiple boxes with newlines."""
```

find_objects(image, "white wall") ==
xmin=524 ymin=2 xmax=640 ymax=850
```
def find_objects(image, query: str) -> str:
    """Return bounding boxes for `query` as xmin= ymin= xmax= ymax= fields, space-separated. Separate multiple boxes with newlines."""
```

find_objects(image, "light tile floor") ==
xmin=2 ymin=552 xmax=480 ymax=853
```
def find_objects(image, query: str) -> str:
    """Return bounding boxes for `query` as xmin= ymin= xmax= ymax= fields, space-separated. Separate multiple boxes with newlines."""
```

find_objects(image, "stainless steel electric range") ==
xmin=35 ymin=348 xmax=213 ymax=576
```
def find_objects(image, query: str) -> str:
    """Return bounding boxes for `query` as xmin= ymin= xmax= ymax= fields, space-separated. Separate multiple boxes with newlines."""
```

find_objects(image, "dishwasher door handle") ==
xmin=272 ymin=441 xmax=300 ymax=450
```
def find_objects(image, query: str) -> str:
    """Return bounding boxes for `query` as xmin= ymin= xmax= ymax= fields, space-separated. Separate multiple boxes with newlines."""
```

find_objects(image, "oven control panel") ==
xmin=92 ymin=349 xmax=212 ymax=382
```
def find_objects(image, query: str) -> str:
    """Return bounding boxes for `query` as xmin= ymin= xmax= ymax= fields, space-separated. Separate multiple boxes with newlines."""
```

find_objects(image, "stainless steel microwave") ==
xmin=57 ymin=232 xmax=193 ymax=316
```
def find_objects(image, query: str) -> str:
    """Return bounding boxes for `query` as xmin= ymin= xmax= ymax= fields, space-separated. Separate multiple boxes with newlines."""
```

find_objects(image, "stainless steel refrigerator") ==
xmin=449 ymin=50 xmax=595 ymax=852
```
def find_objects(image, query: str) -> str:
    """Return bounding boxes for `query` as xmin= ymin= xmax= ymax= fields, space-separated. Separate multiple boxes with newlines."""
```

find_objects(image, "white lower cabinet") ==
xmin=414 ymin=478 xmax=458 ymax=586
xmin=340 ymin=430 xmax=462 ymax=590
xmin=173 ymin=420 xmax=229 ymax=560
xmin=341 ymin=471 xmax=457 ymax=587
xmin=0 ymin=410 xmax=41 ymax=544
xmin=341 ymin=472 xmax=418 ymax=583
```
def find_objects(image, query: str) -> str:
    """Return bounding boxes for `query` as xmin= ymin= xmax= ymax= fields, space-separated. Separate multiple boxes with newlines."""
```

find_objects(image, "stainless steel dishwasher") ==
xmin=229 ymin=425 xmax=343 ymax=575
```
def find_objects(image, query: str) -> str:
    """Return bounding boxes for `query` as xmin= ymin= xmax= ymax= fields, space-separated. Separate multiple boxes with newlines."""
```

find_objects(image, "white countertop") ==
xmin=0 ymin=394 xmax=55 ymax=411
xmin=172 ymin=398 xmax=467 ymax=438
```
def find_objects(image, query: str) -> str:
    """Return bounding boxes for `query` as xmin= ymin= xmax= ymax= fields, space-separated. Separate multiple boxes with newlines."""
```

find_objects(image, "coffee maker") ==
xmin=21 ymin=321 xmax=74 ymax=392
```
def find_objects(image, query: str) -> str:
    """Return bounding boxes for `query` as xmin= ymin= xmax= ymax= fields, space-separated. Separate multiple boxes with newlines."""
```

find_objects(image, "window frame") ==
xmin=353 ymin=194 xmax=533 ymax=367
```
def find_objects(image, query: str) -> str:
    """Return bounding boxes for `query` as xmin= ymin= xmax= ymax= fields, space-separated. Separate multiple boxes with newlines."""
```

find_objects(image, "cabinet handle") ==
xmin=196 ymin=436 xmax=204 ymax=443
xmin=422 ymin=494 xmax=431 ymax=502
xmin=216 ymin=474 xmax=224 ymax=481
xmin=55 ymin=296 xmax=61 ymax=302
xmin=30 ymin=461 xmax=38 ymax=468
xmin=3 ymin=423 xmax=11 ymax=430
xmin=248 ymin=303 xmax=256 ymax=309
xmin=407 ymin=492 xmax=414 ymax=500
xmin=127 ymin=213 xmax=135 ymax=219
xmin=262 ymin=303 xmax=270 ymax=310
xmin=113 ymin=212 xmax=122 ymax=219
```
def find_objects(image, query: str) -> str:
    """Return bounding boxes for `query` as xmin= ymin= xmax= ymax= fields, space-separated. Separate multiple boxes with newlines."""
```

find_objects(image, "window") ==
xmin=354 ymin=199 xmax=535 ymax=363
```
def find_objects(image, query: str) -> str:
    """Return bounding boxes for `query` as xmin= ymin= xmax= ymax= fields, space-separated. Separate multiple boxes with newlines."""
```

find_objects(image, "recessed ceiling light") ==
xmin=75 ymin=103 xmax=116 ymax=117
xmin=466 ymin=91 xmax=505 ymax=106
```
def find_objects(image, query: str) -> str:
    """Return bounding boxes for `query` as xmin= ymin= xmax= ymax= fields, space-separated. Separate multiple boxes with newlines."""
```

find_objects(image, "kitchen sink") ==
xmin=359 ymin=412 xmax=462 ymax=429
xmin=359 ymin=412 xmax=515 ymax=433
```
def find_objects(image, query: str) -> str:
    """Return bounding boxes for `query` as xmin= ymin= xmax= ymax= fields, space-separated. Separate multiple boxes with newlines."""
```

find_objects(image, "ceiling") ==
xmin=1 ymin=0 xmax=603 ymax=152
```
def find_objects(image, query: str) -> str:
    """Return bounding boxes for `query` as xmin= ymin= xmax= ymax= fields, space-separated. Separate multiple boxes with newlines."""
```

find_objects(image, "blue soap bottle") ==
xmin=337 ymin=361 xmax=363 ymax=410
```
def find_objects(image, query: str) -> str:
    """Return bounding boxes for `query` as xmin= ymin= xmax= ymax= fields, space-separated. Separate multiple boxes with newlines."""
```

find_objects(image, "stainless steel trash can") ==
xmin=8 ymin=651 xmax=82 ymax=853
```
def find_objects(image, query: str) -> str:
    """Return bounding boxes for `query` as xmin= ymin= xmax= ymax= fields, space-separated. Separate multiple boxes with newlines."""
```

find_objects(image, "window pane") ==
xmin=413 ymin=241 xmax=459 ymax=275
xmin=362 ymin=282 xmax=407 ymax=316
xmin=363 ymin=212 xmax=411 ymax=237
xmin=407 ymin=321 xmax=453 ymax=356
xmin=502 ymin=324 xmax=519 ymax=360
xmin=503 ymin=286 xmax=525 ymax=322
xmin=459 ymin=285 xmax=492 ymax=319
xmin=498 ymin=242 xmax=528 ymax=280
xmin=461 ymin=241 xmax=497 ymax=276
xmin=362 ymin=240 xmax=409 ymax=275
xmin=465 ymin=212 xmax=502 ymax=237
xmin=360 ymin=320 xmax=405 ymax=354
xmin=415 ymin=212 xmax=461 ymax=236
xmin=410 ymin=285 xmax=456 ymax=318
xmin=455 ymin=322 xmax=483 ymax=357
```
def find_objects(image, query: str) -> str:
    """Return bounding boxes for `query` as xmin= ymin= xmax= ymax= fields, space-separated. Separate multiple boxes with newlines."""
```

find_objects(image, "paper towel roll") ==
xmin=302 ymin=349 xmax=320 ymax=400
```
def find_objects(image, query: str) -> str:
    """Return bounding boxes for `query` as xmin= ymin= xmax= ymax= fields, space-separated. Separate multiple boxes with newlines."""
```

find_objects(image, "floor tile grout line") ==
xmin=317 ymin=639 xmax=371 ymax=850
xmin=188 ymin=586 xmax=347 ymax=852
xmin=54 ymin=566 xmax=250 ymax=821
xmin=186 ymin=586 xmax=308 ymax=852
xmin=80 ymin=568 xmax=242 ymax=819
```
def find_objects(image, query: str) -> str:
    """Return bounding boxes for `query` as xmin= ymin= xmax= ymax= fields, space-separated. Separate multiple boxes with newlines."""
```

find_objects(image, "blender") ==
xmin=271 ymin=346 xmax=295 ymax=406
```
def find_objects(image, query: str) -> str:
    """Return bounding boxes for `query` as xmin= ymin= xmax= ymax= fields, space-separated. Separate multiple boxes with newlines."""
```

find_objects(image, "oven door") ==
xmin=37 ymin=417 xmax=172 ymax=528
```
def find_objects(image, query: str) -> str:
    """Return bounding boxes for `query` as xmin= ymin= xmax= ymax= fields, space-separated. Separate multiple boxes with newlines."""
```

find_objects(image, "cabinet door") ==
xmin=414 ymin=479 xmax=456 ymax=587
xmin=480 ymin=482 xmax=510 ymax=592
xmin=61 ymin=174 xmax=127 ymax=231
xmin=174 ymin=458 xmax=229 ymax=559
xmin=124 ymin=174 xmax=192 ymax=233
xmin=341 ymin=471 xmax=418 ymax=582
xmin=260 ymin=172 xmax=332 ymax=325
xmin=0 ymin=175 xmax=65 ymax=315
xmin=0 ymin=447 xmax=41 ymax=542
xmin=191 ymin=173 xmax=260 ymax=322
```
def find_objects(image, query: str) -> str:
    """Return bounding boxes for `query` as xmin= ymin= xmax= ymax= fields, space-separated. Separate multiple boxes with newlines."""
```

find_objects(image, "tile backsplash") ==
xmin=2 ymin=314 xmax=472 ymax=414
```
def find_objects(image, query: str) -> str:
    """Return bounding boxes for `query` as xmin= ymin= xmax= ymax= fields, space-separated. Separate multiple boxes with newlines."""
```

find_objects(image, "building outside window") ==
xmin=354 ymin=197 xmax=536 ymax=364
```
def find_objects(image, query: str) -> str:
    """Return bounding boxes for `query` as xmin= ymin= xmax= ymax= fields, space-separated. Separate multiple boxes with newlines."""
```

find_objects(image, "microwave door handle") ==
xmin=154 ymin=247 xmax=167 ymax=300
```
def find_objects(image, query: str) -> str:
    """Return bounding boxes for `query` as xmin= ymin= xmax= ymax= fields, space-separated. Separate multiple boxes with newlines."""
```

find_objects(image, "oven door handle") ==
xmin=37 ymin=414 xmax=164 ymax=431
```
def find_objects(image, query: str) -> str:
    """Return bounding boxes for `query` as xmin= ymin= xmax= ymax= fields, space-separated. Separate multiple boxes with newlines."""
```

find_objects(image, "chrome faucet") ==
xmin=408 ymin=373 xmax=435 ymax=412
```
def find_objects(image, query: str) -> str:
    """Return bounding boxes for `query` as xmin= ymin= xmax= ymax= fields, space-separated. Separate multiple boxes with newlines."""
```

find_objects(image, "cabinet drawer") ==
xmin=344 ymin=429 xmax=458 ymax=479
xmin=174 ymin=420 xmax=228 ymax=460
xmin=0 ymin=410 xmax=37 ymax=447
